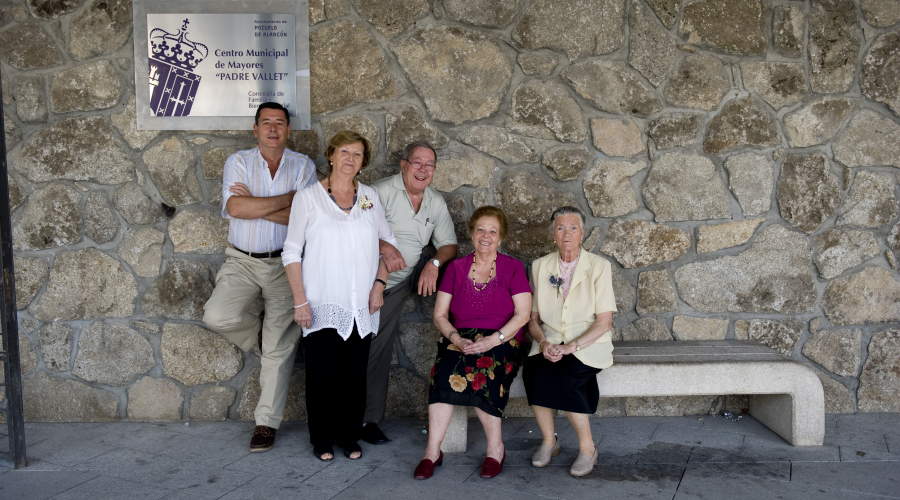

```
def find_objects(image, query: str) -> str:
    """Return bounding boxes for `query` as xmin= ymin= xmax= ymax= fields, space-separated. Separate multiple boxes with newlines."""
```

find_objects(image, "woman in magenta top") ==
xmin=414 ymin=206 xmax=532 ymax=481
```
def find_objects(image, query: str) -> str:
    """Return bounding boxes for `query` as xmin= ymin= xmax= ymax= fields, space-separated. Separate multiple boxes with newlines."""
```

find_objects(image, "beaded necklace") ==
xmin=327 ymin=176 xmax=357 ymax=212
xmin=470 ymin=255 xmax=496 ymax=291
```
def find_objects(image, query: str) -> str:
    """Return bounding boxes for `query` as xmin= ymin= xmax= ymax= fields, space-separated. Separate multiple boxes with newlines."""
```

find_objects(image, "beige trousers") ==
xmin=203 ymin=248 xmax=302 ymax=429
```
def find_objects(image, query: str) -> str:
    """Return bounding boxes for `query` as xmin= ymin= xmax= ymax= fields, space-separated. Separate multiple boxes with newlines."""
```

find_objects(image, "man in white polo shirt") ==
xmin=203 ymin=102 xmax=316 ymax=452
xmin=363 ymin=142 xmax=458 ymax=445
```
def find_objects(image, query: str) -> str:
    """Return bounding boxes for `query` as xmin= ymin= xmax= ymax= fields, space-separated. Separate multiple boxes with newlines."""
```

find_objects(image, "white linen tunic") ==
xmin=282 ymin=182 xmax=397 ymax=339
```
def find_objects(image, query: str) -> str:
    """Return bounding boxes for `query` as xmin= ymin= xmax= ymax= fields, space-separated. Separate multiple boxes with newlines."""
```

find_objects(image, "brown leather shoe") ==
xmin=250 ymin=425 xmax=276 ymax=452
xmin=479 ymin=451 xmax=505 ymax=478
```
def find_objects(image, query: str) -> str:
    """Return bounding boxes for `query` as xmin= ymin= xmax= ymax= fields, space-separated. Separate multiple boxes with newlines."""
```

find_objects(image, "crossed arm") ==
xmin=226 ymin=183 xmax=294 ymax=225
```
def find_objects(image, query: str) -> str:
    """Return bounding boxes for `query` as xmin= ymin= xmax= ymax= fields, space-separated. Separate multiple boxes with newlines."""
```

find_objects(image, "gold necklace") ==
xmin=470 ymin=255 xmax=496 ymax=291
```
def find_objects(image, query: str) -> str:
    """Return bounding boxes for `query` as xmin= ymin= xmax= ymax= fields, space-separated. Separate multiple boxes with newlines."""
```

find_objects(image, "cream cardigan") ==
xmin=528 ymin=248 xmax=617 ymax=369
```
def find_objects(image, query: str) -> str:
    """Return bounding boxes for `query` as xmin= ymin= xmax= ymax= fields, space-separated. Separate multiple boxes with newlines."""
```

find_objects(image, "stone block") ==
xmin=143 ymin=137 xmax=201 ymax=206
xmin=629 ymin=2 xmax=678 ymax=86
xmin=601 ymin=220 xmax=690 ymax=269
xmin=112 ymin=96 xmax=161 ymax=151
xmin=238 ymin=367 xmax=306 ymax=421
xmin=12 ymin=116 xmax=133 ymax=184
xmin=626 ymin=395 xmax=717 ymax=416
xmin=542 ymin=145 xmax=591 ymax=182
xmin=50 ymin=60 xmax=123 ymax=113
xmin=142 ymin=260 xmax=215 ymax=321
xmin=494 ymin=170 xmax=576 ymax=229
xmin=772 ymin=5 xmax=804 ymax=57
xmin=190 ymin=385 xmax=236 ymax=421
xmin=508 ymin=79 xmax=584 ymax=142
xmin=823 ymin=267 xmax=900 ymax=326
xmin=857 ymin=328 xmax=900 ymax=412
xmin=384 ymin=105 xmax=449 ymax=164
xmin=591 ymin=118 xmax=644 ymax=157
xmin=13 ymin=76 xmax=47 ymax=122
xmin=117 ymin=228 xmax=164 ymax=278
xmin=168 ymin=208 xmax=229 ymax=254
xmin=813 ymin=369 xmax=854 ymax=414
xmin=457 ymin=126 xmax=537 ymax=165
xmin=703 ymin=97 xmax=780 ymax=155
xmin=127 ymin=376 xmax=183 ymax=421
xmin=0 ymin=24 xmax=65 ymax=70
xmin=114 ymin=182 xmax=169 ymax=225
xmin=777 ymin=153 xmax=841 ymax=234
xmin=351 ymin=0 xmax=427 ymax=37
xmin=431 ymin=148 xmax=495 ymax=193
xmin=584 ymin=159 xmax=645 ymax=218
xmin=833 ymin=109 xmax=900 ymax=168
xmin=664 ymin=53 xmax=730 ymax=111
xmin=784 ymin=98 xmax=856 ymax=148
xmin=648 ymin=114 xmax=703 ymax=150
xmin=637 ymin=270 xmax=676 ymax=315
xmin=517 ymin=53 xmax=556 ymax=76
xmin=812 ymin=230 xmax=881 ymax=280
xmin=321 ymin=115 xmax=380 ymax=160
xmin=444 ymin=0 xmax=521 ymax=28
xmin=69 ymin=0 xmax=132 ymax=60
xmin=802 ymin=329 xmax=861 ymax=378
xmin=837 ymin=171 xmax=898 ymax=228
xmin=24 ymin=372 xmax=119 ymax=422
xmin=394 ymin=25 xmax=509 ymax=124
xmin=385 ymin=368 xmax=428 ymax=418
xmin=675 ymin=225 xmax=816 ymax=314
xmin=13 ymin=256 xmax=49 ymax=311
xmin=563 ymin=59 xmax=660 ymax=117
xmin=679 ymin=0 xmax=767 ymax=54
xmin=697 ymin=218 xmax=764 ymax=254
xmin=642 ymin=152 xmax=730 ymax=222
xmin=672 ymin=316 xmax=728 ymax=341
xmin=741 ymin=61 xmax=807 ymax=109
xmin=746 ymin=319 xmax=804 ymax=356
xmin=861 ymin=0 xmax=900 ymax=27
xmin=13 ymin=183 xmax=82 ymax=251
xmin=621 ymin=317 xmax=673 ymax=341
xmin=83 ymin=191 xmax=118 ymax=244
xmin=513 ymin=0 xmax=624 ymax=59
xmin=39 ymin=322 xmax=74 ymax=371
xmin=161 ymin=323 xmax=243 ymax=386
xmin=31 ymin=249 xmax=137 ymax=321
xmin=73 ymin=321 xmax=155 ymax=386
xmin=809 ymin=0 xmax=861 ymax=93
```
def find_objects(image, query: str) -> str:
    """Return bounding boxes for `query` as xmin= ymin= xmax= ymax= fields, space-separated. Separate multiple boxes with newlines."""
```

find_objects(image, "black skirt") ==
xmin=522 ymin=353 xmax=603 ymax=414
xmin=428 ymin=328 xmax=525 ymax=417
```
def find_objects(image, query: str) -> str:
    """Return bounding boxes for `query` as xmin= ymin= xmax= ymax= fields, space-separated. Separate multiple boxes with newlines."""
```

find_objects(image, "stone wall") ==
xmin=2 ymin=0 xmax=899 ymax=422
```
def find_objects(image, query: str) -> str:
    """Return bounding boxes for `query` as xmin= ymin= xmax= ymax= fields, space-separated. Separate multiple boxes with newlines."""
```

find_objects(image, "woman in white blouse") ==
xmin=283 ymin=131 xmax=397 ymax=462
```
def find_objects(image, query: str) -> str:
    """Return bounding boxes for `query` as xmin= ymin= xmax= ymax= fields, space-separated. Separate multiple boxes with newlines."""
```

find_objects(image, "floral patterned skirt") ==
xmin=428 ymin=328 xmax=525 ymax=417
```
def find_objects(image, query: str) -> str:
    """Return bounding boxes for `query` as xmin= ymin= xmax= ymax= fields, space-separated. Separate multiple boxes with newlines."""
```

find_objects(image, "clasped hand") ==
xmin=452 ymin=332 xmax=501 ymax=356
xmin=541 ymin=341 xmax=576 ymax=362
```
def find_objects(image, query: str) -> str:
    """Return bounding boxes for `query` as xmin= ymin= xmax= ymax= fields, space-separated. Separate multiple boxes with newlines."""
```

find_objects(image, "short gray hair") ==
xmin=400 ymin=141 xmax=436 ymax=162
xmin=549 ymin=206 xmax=586 ymax=235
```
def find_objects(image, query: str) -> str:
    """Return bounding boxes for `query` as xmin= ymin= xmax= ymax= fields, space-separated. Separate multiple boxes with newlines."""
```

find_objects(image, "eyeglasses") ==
xmin=407 ymin=160 xmax=436 ymax=171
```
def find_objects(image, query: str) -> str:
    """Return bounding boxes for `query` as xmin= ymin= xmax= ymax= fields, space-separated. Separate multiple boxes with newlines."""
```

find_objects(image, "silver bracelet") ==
xmin=293 ymin=302 xmax=308 ymax=308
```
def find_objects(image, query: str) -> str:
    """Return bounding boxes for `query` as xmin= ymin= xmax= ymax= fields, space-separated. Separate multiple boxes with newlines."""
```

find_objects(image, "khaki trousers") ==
xmin=203 ymin=248 xmax=302 ymax=429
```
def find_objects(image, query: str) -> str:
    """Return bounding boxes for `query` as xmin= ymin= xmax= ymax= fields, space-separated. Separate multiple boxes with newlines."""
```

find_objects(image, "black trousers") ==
xmin=304 ymin=325 xmax=371 ymax=450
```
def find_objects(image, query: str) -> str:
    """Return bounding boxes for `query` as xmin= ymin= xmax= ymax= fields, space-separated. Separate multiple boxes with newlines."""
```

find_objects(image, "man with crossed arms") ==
xmin=203 ymin=102 xmax=316 ymax=452
xmin=363 ymin=141 xmax=458 ymax=445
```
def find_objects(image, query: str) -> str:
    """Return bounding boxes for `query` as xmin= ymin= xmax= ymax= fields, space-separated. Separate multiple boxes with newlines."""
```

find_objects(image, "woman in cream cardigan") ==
xmin=523 ymin=206 xmax=617 ymax=477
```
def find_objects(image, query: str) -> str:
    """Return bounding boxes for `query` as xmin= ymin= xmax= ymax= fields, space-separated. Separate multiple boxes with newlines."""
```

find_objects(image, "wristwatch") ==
xmin=431 ymin=259 xmax=440 ymax=267
xmin=575 ymin=341 xmax=581 ymax=351
xmin=497 ymin=331 xmax=505 ymax=342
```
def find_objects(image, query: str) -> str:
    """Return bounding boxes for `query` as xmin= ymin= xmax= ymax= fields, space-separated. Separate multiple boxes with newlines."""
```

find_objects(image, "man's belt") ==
xmin=234 ymin=247 xmax=283 ymax=259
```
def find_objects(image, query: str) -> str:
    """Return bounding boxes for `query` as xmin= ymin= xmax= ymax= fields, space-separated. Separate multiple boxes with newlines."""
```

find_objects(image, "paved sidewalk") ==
xmin=1 ymin=413 xmax=898 ymax=499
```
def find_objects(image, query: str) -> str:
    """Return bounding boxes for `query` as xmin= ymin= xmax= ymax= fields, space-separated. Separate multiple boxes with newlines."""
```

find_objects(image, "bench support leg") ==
xmin=440 ymin=406 xmax=468 ymax=453
xmin=750 ymin=393 xmax=823 ymax=446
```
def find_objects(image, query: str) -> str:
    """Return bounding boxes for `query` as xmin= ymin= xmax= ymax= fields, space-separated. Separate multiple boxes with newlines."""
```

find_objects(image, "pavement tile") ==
xmin=736 ymin=434 xmax=842 ymax=462
xmin=597 ymin=435 xmax=692 ymax=464
xmin=69 ymin=448 xmax=181 ymax=481
xmin=25 ymin=436 xmax=116 ymax=468
xmin=684 ymin=461 xmax=790 ymax=480
xmin=485 ymin=463 xmax=684 ymax=500
xmin=790 ymin=461 xmax=900 ymax=498
xmin=0 ymin=470 xmax=98 ymax=500
xmin=825 ymin=428 xmax=890 ymax=450
xmin=47 ymin=474 xmax=173 ymax=500
xmin=330 ymin=466 xmax=547 ymax=500
xmin=301 ymin=461 xmax=381 ymax=496
xmin=835 ymin=413 xmax=900 ymax=433
xmin=885 ymin=433 xmax=900 ymax=454
xmin=839 ymin=446 xmax=900 ymax=462
xmin=699 ymin=413 xmax=777 ymax=438
xmin=152 ymin=432 xmax=250 ymax=469
xmin=224 ymin=439 xmax=331 ymax=480
xmin=138 ymin=465 xmax=257 ymax=500
xmin=674 ymin=467 xmax=884 ymax=500
xmin=650 ymin=423 xmax=745 ymax=449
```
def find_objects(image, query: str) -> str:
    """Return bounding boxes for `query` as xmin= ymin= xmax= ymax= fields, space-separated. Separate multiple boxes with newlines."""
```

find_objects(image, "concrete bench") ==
xmin=440 ymin=340 xmax=825 ymax=452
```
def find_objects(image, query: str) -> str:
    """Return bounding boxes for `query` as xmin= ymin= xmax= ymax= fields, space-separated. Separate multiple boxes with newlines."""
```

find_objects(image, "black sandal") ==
xmin=340 ymin=441 xmax=362 ymax=460
xmin=313 ymin=446 xmax=334 ymax=462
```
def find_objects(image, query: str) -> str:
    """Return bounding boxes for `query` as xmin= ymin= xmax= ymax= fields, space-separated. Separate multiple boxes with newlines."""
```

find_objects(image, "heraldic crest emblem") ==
xmin=149 ymin=19 xmax=208 ymax=117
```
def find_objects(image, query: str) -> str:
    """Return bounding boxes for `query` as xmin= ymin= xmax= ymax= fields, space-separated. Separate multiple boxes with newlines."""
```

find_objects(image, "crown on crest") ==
xmin=149 ymin=19 xmax=209 ymax=71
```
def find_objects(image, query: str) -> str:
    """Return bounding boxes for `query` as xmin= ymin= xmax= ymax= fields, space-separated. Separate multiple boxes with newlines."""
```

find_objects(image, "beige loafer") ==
xmin=569 ymin=446 xmax=598 ymax=477
xmin=531 ymin=437 xmax=561 ymax=467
